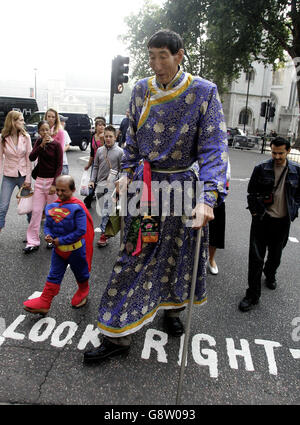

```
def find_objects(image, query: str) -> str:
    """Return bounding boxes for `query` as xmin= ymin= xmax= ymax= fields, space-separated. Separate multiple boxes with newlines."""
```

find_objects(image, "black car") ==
xmin=26 ymin=111 xmax=91 ymax=151
xmin=247 ymin=135 xmax=262 ymax=148
xmin=0 ymin=96 xmax=38 ymax=130
xmin=231 ymin=135 xmax=256 ymax=150
xmin=227 ymin=127 xmax=246 ymax=146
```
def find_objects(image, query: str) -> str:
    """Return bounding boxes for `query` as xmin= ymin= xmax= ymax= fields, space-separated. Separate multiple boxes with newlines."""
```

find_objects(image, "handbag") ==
xmin=141 ymin=215 xmax=159 ymax=242
xmin=16 ymin=185 xmax=34 ymax=215
xmin=16 ymin=186 xmax=33 ymax=215
xmin=104 ymin=209 xmax=121 ymax=237
xmin=80 ymin=170 xmax=90 ymax=196
xmin=17 ymin=196 xmax=33 ymax=215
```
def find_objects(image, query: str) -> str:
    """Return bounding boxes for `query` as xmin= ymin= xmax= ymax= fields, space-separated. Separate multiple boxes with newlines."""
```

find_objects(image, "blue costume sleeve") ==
xmin=196 ymin=84 xmax=228 ymax=207
xmin=44 ymin=207 xmax=54 ymax=237
xmin=58 ymin=207 xmax=87 ymax=246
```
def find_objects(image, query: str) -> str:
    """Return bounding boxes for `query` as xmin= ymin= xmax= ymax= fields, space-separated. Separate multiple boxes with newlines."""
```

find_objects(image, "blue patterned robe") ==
xmin=97 ymin=69 xmax=228 ymax=337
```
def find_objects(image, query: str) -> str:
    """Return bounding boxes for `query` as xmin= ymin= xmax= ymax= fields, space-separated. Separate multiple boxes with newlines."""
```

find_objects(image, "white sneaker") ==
xmin=208 ymin=261 xmax=218 ymax=275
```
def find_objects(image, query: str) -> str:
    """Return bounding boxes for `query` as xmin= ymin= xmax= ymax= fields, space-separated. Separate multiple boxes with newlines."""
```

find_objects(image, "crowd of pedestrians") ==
xmin=0 ymin=29 xmax=299 ymax=366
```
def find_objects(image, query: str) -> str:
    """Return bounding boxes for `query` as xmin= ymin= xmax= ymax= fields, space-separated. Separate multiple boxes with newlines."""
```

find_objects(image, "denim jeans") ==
xmin=0 ymin=175 xmax=31 ymax=229
xmin=62 ymin=165 xmax=69 ymax=175
xmin=96 ymin=187 xmax=112 ymax=233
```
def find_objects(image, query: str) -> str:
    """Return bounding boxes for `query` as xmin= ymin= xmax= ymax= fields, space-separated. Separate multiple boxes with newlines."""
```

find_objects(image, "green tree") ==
xmin=206 ymin=0 xmax=300 ymax=142
xmin=121 ymin=0 xmax=300 ymax=139
xmin=121 ymin=0 xmax=167 ymax=81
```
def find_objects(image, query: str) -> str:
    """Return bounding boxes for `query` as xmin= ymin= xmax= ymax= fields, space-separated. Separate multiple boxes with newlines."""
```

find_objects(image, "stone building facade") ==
xmin=222 ymin=59 xmax=299 ymax=139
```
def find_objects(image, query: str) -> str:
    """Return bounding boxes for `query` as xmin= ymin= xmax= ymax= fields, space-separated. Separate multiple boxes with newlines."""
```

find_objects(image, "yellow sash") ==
xmin=137 ymin=73 xmax=194 ymax=131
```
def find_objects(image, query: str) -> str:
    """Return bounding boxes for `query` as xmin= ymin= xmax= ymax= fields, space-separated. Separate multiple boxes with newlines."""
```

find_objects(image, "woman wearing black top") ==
xmin=23 ymin=121 xmax=63 ymax=253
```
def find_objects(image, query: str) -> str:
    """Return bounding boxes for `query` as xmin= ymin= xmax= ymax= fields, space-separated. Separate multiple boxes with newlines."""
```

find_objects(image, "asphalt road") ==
xmin=0 ymin=146 xmax=299 ymax=408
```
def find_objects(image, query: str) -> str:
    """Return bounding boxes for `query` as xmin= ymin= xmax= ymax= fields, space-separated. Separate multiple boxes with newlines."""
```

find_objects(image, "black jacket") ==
xmin=247 ymin=159 xmax=300 ymax=222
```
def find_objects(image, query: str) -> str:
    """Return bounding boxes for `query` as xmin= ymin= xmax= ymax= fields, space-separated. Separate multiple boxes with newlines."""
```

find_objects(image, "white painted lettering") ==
xmin=2 ymin=315 xmax=26 ymax=341
xmin=0 ymin=317 xmax=6 ymax=346
xmin=28 ymin=291 xmax=42 ymax=300
xmin=226 ymin=338 xmax=254 ymax=371
xmin=192 ymin=333 xmax=218 ymax=378
xmin=28 ymin=318 xmax=56 ymax=342
xmin=291 ymin=317 xmax=300 ymax=342
xmin=289 ymin=349 xmax=300 ymax=359
xmin=141 ymin=329 xmax=168 ymax=363
xmin=50 ymin=321 xmax=78 ymax=348
xmin=254 ymin=339 xmax=281 ymax=375
xmin=178 ymin=334 xmax=187 ymax=367
xmin=77 ymin=324 xmax=101 ymax=350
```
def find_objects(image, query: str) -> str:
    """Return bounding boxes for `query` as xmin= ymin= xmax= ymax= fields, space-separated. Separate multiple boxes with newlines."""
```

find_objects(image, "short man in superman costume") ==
xmin=23 ymin=175 xmax=94 ymax=315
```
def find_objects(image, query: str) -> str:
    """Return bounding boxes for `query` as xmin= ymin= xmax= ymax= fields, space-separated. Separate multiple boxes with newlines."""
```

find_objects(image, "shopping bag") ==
xmin=80 ymin=170 xmax=90 ymax=196
xmin=104 ymin=210 xmax=121 ymax=237
xmin=17 ymin=196 xmax=33 ymax=215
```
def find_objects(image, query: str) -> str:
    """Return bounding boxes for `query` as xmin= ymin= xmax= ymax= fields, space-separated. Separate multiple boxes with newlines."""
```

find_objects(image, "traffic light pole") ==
xmin=109 ymin=55 xmax=129 ymax=126
xmin=109 ymin=59 xmax=114 ymax=125
xmin=261 ymin=100 xmax=270 ymax=154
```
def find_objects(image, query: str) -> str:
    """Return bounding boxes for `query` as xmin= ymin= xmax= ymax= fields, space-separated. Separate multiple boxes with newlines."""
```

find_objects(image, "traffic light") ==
xmin=260 ymin=101 xmax=267 ymax=117
xmin=111 ymin=55 xmax=130 ymax=94
xmin=269 ymin=105 xmax=276 ymax=118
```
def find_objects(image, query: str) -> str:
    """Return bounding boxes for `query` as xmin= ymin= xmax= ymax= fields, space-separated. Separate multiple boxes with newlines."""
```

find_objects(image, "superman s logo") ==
xmin=48 ymin=207 xmax=71 ymax=223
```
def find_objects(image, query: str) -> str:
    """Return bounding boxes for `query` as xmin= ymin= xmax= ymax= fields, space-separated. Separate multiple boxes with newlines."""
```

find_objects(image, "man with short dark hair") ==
xmin=84 ymin=29 xmax=228 ymax=362
xmin=239 ymin=137 xmax=300 ymax=312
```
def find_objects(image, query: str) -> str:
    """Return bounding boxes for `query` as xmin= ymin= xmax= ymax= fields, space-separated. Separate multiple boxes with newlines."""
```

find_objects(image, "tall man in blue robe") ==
xmin=84 ymin=29 xmax=228 ymax=362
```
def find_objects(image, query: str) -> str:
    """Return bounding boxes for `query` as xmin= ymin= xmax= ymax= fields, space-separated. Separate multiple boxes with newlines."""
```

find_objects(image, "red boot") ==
xmin=71 ymin=280 xmax=89 ymax=308
xmin=23 ymin=282 xmax=60 ymax=315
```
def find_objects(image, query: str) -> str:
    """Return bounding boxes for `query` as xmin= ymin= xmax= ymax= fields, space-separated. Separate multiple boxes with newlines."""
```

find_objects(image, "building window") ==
xmin=272 ymin=69 xmax=284 ymax=86
xmin=238 ymin=109 xmax=251 ymax=125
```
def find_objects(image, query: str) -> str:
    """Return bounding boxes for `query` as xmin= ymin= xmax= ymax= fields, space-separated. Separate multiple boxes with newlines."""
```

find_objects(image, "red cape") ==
xmin=55 ymin=196 xmax=94 ymax=271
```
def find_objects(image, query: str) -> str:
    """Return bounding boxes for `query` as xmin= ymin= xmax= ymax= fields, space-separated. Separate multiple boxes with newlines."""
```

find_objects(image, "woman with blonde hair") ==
xmin=0 ymin=111 xmax=32 ymax=232
xmin=44 ymin=108 xmax=65 ymax=153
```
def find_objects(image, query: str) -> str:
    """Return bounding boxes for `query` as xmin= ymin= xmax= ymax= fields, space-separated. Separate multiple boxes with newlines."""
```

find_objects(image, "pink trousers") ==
xmin=26 ymin=177 xmax=57 ymax=247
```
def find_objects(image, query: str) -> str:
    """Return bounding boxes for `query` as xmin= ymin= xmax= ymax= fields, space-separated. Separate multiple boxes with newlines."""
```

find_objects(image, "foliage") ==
xmin=121 ymin=0 xmax=300 ymax=107
xmin=121 ymin=1 xmax=167 ymax=81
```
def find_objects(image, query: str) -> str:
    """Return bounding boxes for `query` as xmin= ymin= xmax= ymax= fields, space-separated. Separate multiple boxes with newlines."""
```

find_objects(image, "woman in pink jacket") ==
xmin=0 ymin=111 xmax=32 ymax=232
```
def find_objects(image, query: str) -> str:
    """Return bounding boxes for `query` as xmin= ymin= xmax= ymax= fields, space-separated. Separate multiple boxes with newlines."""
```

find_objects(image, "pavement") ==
xmin=0 ymin=146 xmax=299 ymax=408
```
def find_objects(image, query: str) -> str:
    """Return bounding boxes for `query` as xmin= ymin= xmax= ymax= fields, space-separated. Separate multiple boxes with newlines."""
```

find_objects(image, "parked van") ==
xmin=26 ymin=111 xmax=91 ymax=150
xmin=0 ymin=96 xmax=38 ymax=130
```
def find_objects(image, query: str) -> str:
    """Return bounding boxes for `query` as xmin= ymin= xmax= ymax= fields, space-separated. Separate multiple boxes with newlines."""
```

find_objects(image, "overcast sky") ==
xmin=1 ymin=0 xmax=164 ymax=87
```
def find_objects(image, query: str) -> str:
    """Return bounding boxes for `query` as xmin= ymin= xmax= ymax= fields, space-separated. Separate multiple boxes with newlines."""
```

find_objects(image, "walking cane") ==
xmin=176 ymin=228 xmax=202 ymax=405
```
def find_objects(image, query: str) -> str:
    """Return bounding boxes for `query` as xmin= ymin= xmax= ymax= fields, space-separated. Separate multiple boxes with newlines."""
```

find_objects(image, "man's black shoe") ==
xmin=163 ymin=316 xmax=184 ymax=337
xmin=83 ymin=338 xmax=130 ymax=363
xmin=238 ymin=297 xmax=259 ymax=312
xmin=265 ymin=278 xmax=277 ymax=290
